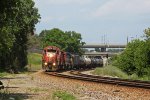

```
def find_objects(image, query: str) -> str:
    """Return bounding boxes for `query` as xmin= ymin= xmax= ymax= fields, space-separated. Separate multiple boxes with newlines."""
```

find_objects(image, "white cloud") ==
xmin=92 ymin=0 xmax=150 ymax=17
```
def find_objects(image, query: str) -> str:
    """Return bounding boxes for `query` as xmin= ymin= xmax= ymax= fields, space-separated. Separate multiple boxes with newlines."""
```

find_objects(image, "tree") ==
xmin=134 ymin=40 xmax=150 ymax=77
xmin=144 ymin=28 xmax=150 ymax=40
xmin=27 ymin=34 xmax=41 ymax=50
xmin=41 ymin=28 xmax=65 ymax=48
xmin=65 ymin=31 xmax=85 ymax=54
xmin=116 ymin=39 xmax=142 ymax=75
xmin=115 ymin=28 xmax=150 ymax=78
xmin=0 ymin=0 xmax=40 ymax=72
xmin=41 ymin=28 xmax=85 ymax=55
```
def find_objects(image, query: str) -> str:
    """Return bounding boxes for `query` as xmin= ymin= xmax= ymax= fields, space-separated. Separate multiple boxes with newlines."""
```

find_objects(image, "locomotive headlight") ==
xmin=53 ymin=63 xmax=56 ymax=66
xmin=49 ymin=54 xmax=53 ymax=57
xmin=44 ymin=62 xmax=48 ymax=66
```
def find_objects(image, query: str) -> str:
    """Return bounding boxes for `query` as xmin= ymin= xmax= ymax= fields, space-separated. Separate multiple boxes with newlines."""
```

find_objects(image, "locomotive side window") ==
xmin=44 ymin=50 xmax=46 ymax=54
xmin=56 ymin=51 xmax=59 ymax=54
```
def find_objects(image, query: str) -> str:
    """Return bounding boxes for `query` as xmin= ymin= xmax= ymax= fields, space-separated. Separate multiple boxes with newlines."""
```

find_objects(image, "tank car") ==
xmin=63 ymin=52 xmax=73 ymax=70
xmin=72 ymin=55 xmax=80 ymax=69
xmin=94 ymin=56 xmax=103 ymax=66
xmin=83 ymin=56 xmax=92 ymax=68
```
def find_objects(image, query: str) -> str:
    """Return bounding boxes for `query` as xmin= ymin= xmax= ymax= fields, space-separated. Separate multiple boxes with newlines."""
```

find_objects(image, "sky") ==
xmin=34 ymin=0 xmax=150 ymax=44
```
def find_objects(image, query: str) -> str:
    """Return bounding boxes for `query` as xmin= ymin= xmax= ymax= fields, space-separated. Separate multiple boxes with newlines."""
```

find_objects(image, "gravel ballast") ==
xmin=1 ymin=70 xmax=150 ymax=100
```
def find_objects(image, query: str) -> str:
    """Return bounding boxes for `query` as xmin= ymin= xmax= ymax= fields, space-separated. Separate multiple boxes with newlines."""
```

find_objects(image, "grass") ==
xmin=92 ymin=65 xmax=129 ymax=79
xmin=0 ymin=70 xmax=16 ymax=78
xmin=27 ymin=87 xmax=48 ymax=93
xmin=26 ymin=53 xmax=42 ymax=71
xmin=28 ymin=53 xmax=42 ymax=65
xmin=53 ymin=91 xmax=76 ymax=100
xmin=93 ymin=65 xmax=150 ymax=81
xmin=0 ymin=72 xmax=9 ymax=77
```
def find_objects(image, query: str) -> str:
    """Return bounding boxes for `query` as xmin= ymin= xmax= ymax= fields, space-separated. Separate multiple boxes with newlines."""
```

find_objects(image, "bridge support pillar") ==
xmin=101 ymin=48 xmax=106 ymax=52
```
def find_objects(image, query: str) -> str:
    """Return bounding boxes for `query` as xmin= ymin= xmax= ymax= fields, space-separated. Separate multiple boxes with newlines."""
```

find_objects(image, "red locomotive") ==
xmin=42 ymin=46 xmax=73 ymax=71
xmin=42 ymin=46 xmax=103 ymax=71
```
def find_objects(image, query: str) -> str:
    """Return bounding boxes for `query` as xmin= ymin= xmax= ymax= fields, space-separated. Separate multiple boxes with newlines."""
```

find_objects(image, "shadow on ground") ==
xmin=0 ymin=92 xmax=37 ymax=100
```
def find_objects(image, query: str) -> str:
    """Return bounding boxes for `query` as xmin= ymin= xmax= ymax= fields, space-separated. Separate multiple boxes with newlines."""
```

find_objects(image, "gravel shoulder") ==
xmin=1 ymin=70 xmax=150 ymax=100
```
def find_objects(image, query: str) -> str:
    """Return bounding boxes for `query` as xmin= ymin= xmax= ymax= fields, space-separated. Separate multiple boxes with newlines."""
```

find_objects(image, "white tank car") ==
xmin=83 ymin=56 xmax=91 ymax=66
xmin=99 ymin=58 xmax=103 ymax=66
xmin=94 ymin=56 xmax=103 ymax=66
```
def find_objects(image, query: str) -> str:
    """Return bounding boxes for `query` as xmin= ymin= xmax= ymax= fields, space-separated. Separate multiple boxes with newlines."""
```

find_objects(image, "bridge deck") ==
xmin=82 ymin=44 xmax=126 ymax=48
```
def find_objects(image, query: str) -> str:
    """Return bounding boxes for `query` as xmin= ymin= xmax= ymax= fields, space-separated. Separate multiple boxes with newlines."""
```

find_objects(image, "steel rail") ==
xmin=45 ymin=70 xmax=150 ymax=89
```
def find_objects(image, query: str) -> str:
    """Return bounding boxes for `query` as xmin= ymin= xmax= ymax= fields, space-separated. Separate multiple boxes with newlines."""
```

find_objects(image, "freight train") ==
xmin=42 ymin=46 xmax=103 ymax=71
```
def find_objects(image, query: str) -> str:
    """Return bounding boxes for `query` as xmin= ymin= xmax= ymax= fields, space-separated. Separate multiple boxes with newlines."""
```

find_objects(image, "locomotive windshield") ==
xmin=47 ymin=49 xmax=56 ymax=53
xmin=46 ymin=49 xmax=56 ymax=57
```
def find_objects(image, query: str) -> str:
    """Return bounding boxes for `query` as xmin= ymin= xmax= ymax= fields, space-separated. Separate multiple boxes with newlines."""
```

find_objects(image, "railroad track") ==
xmin=45 ymin=70 xmax=150 ymax=89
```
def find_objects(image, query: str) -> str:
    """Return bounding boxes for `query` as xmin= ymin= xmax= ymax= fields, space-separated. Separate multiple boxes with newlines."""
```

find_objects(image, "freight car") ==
xmin=42 ymin=46 xmax=103 ymax=71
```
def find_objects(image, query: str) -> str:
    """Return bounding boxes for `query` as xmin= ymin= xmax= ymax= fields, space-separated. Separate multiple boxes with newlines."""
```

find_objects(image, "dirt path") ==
xmin=0 ymin=70 xmax=150 ymax=100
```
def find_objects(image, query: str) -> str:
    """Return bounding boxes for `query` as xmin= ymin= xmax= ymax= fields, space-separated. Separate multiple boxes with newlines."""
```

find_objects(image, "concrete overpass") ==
xmin=84 ymin=52 xmax=120 ymax=57
xmin=82 ymin=44 xmax=126 ymax=48
xmin=81 ymin=44 xmax=126 ymax=52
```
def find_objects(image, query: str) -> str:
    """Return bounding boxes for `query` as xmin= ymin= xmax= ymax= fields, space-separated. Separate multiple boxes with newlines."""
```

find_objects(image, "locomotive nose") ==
xmin=47 ymin=53 xmax=54 ymax=57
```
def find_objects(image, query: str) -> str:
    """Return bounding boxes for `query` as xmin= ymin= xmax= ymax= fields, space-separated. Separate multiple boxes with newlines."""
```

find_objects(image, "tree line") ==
xmin=0 ymin=0 xmax=40 ymax=72
xmin=28 ymin=28 xmax=85 ymax=55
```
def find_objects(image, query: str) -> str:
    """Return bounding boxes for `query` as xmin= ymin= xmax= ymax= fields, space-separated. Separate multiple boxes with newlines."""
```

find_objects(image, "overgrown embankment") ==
xmin=27 ymin=53 xmax=42 ymax=71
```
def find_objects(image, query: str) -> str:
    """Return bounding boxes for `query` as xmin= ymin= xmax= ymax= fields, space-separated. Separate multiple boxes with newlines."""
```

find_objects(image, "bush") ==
xmin=115 ymin=39 xmax=150 ymax=78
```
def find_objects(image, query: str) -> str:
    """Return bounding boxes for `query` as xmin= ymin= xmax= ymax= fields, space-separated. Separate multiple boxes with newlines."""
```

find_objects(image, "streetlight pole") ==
xmin=127 ymin=36 xmax=129 ymax=44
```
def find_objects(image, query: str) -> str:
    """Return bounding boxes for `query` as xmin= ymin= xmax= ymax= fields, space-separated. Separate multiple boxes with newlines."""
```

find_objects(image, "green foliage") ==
xmin=53 ymin=91 xmax=76 ymax=100
xmin=116 ymin=39 xmax=142 ymax=75
xmin=0 ymin=72 xmax=9 ymax=77
xmin=114 ymin=28 xmax=150 ymax=77
xmin=40 ymin=28 xmax=85 ymax=55
xmin=41 ymin=28 xmax=66 ymax=48
xmin=0 ymin=0 xmax=40 ymax=72
xmin=108 ymin=55 xmax=118 ymax=65
xmin=144 ymin=28 xmax=150 ymax=40
xmin=134 ymin=41 xmax=150 ymax=76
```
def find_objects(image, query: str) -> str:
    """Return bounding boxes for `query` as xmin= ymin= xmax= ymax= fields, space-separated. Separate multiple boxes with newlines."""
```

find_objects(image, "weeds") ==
xmin=93 ymin=65 xmax=150 ymax=81
xmin=92 ymin=65 xmax=128 ymax=79
xmin=0 ymin=72 xmax=9 ymax=77
xmin=53 ymin=91 xmax=76 ymax=100
xmin=31 ymin=76 xmax=34 ymax=80
xmin=27 ymin=87 xmax=48 ymax=93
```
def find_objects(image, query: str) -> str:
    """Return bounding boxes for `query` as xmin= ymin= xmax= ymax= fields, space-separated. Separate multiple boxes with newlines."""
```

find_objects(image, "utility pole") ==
xmin=127 ymin=36 xmax=129 ymax=44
